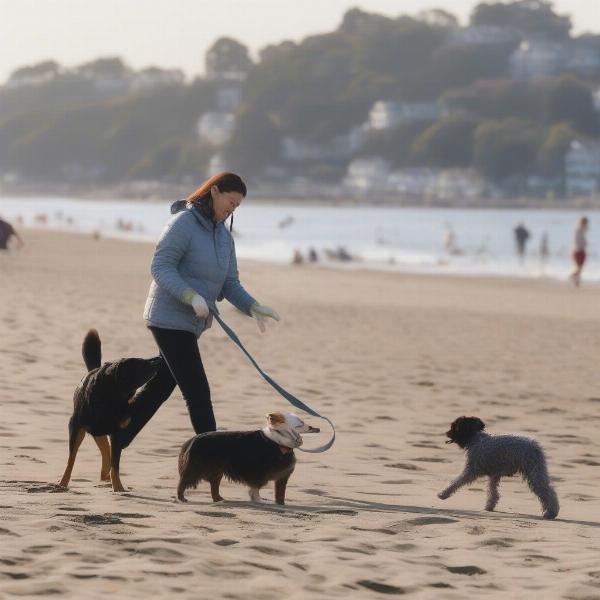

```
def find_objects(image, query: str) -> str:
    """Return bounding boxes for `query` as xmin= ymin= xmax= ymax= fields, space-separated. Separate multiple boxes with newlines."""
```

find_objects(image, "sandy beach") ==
xmin=1 ymin=229 xmax=599 ymax=599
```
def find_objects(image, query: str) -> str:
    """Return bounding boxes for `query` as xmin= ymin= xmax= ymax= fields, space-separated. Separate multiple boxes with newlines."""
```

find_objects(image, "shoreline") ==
xmin=8 ymin=223 xmax=600 ymax=287
xmin=3 ymin=184 xmax=600 ymax=210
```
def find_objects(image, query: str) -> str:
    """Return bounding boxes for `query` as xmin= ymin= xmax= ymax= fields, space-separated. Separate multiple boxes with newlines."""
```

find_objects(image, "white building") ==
xmin=509 ymin=39 xmax=567 ymax=79
xmin=132 ymin=67 xmax=185 ymax=90
xmin=432 ymin=169 xmax=485 ymax=200
xmin=388 ymin=168 xmax=436 ymax=196
xmin=565 ymin=139 xmax=600 ymax=197
xmin=197 ymin=112 xmax=236 ymax=146
xmin=343 ymin=158 xmax=391 ymax=192
xmin=367 ymin=101 xmax=439 ymax=130
xmin=283 ymin=126 xmax=365 ymax=162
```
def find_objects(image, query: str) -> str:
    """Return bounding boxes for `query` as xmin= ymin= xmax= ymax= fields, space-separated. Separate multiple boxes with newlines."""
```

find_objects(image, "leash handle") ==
xmin=209 ymin=306 xmax=335 ymax=453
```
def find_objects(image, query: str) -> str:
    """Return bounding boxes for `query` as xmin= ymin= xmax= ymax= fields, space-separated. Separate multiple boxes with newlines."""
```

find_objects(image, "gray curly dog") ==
xmin=438 ymin=416 xmax=559 ymax=519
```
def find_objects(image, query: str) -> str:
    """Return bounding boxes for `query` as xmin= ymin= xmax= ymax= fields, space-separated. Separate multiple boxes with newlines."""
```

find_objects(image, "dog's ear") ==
xmin=447 ymin=416 xmax=484 ymax=447
xmin=267 ymin=412 xmax=286 ymax=428
xmin=457 ymin=416 xmax=485 ymax=435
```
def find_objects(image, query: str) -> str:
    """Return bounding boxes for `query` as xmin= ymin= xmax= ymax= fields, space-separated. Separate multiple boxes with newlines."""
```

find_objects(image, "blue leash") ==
xmin=209 ymin=306 xmax=335 ymax=453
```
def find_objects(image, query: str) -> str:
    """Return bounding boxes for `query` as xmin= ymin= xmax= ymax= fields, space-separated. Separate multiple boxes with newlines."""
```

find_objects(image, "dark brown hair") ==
xmin=186 ymin=172 xmax=247 ymax=229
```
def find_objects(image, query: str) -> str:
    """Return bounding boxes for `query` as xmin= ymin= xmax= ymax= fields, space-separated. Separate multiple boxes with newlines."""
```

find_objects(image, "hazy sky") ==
xmin=1 ymin=0 xmax=598 ymax=83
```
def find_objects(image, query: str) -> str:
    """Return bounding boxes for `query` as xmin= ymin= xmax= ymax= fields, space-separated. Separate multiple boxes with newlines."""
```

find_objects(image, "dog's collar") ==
xmin=260 ymin=429 xmax=297 ymax=452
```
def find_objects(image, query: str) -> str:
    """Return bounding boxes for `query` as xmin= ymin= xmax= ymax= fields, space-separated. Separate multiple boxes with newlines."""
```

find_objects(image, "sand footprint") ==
xmin=446 ymin=565 xmax=487 ymax=575
xmin=381 ymin=479 xmax=413 ymax=485
xmin=250 ymin=545 xmax=288 ymax=556
xmin=213 ymin=539 xmax=239 ymax=546
xmin=384 ymin=462 xmax=424 ymax=471
xmin=134 ymin=547 xmax=185 ymax=562
xmin=15 ymin=454 xmax=46 ymax=464
xmin=522 ymin=554 xmax=557 ymax=563
xmin=72 ymin=514 xmax=123 ymax=525
xmin=22 ymin=545 xmax=54 ymax=555
xmin=479 ymin=537 xmax=516 ymax=548
xmin=407 ymin=517 xmax=458 ymax=526
xmin=357 ymin=580 xmax=406 ymax=594
xmin=317 ymin=509 xmax=357 ymax=516
xmin=242 ymin=561 xmax=281 ymax=572
xmin=195 ymin=510 xmax=237 ymax=519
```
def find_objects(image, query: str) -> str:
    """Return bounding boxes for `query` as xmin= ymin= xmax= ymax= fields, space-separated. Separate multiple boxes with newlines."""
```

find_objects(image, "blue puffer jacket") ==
xmin=143 ymin=201 xmax=256 ymax=336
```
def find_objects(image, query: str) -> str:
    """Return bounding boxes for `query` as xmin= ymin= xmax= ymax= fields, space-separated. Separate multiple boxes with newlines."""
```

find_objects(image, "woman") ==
xmin=570 ymin=216 xmax=589 ymax=287
xmin=114 ymin=172 xmax=280 ymax=453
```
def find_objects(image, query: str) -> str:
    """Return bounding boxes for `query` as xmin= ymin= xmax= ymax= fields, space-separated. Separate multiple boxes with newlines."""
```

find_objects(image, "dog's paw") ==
xmin=437 ymin=491 xmax=450 ymax=500
xmin=248 ymin=489 xmax=265 ymax=503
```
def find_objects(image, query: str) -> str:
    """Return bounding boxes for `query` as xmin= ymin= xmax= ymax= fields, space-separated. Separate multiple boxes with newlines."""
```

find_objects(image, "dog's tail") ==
xmin=178 ymin=437 xmax=195 ymax=476
xmin=524 ymin=445 xmax=559 ymax=519
xmin=82 ymin=329 xmax=102 ymax=372
xmin=177 ymin=437 xmax=197 ymax=501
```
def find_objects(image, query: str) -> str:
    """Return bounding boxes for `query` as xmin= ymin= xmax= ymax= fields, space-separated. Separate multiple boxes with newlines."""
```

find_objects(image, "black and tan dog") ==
xmin=177 ymin=412 xmax=319 ymax=504
xmin=58 ymin=329 xmax=161 ymax=492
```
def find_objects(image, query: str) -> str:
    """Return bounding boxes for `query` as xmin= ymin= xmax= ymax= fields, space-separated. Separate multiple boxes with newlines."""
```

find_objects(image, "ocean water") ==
xmin=1 ymin=196 xmax=598 ymax=282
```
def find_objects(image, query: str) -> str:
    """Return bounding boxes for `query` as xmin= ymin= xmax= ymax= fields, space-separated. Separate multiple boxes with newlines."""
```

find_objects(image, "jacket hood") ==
xmin=170 ymin=199 xmax=218 ymax=233
xmin=170 ymin=199 xmax=188 ymax=215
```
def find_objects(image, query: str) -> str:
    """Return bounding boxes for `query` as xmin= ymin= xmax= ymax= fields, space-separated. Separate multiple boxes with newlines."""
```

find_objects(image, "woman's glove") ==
xmin=250 ymin=302 xmax=280 ymax=333
xmin=191 ymin=294 xmax=210 ymax=318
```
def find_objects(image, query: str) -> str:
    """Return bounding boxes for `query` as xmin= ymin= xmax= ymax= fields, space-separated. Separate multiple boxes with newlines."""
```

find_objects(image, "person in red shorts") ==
xmin=570 ymin=216 xmax=589 ymax=287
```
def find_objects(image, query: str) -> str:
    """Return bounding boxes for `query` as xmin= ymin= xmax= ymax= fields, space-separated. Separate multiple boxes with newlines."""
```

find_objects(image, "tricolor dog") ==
xmin=177 ymin=412 xmax=319 ymax=504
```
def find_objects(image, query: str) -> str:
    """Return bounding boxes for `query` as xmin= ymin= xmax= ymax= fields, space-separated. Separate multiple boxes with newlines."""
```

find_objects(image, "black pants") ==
xmin=116 ymin=326 xmax=216 ymax=450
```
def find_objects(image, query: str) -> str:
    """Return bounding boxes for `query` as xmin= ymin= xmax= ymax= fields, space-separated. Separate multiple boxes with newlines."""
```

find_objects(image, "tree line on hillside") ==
xmin=0 ymin=0 xmax=598 ymax=191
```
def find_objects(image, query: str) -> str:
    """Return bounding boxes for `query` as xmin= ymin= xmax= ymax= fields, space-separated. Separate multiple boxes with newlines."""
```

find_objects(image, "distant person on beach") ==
xmin=0 ymin=217 xmax=24 ymax=250
xmin=308 ymin=247 xmax=318 ymax=263
xmin=514 ymin=223 xmax=530 ymax=261
xmin=292 ymin=248 xmax=304 ymax=265
xmin=443 ymin=223 xmax=461 ymax=255
xmin=570 ymin=216 xmax=589 ymax=287
xmin=539 ymin=231 xmax=549 ymax=272
xmin=336 ymin=246 xmax=352 ymax=261
xmin=111 ymin=172 xmax=280 ymax=459
xmin=279 ymin=215 xmax=295 ymax=229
